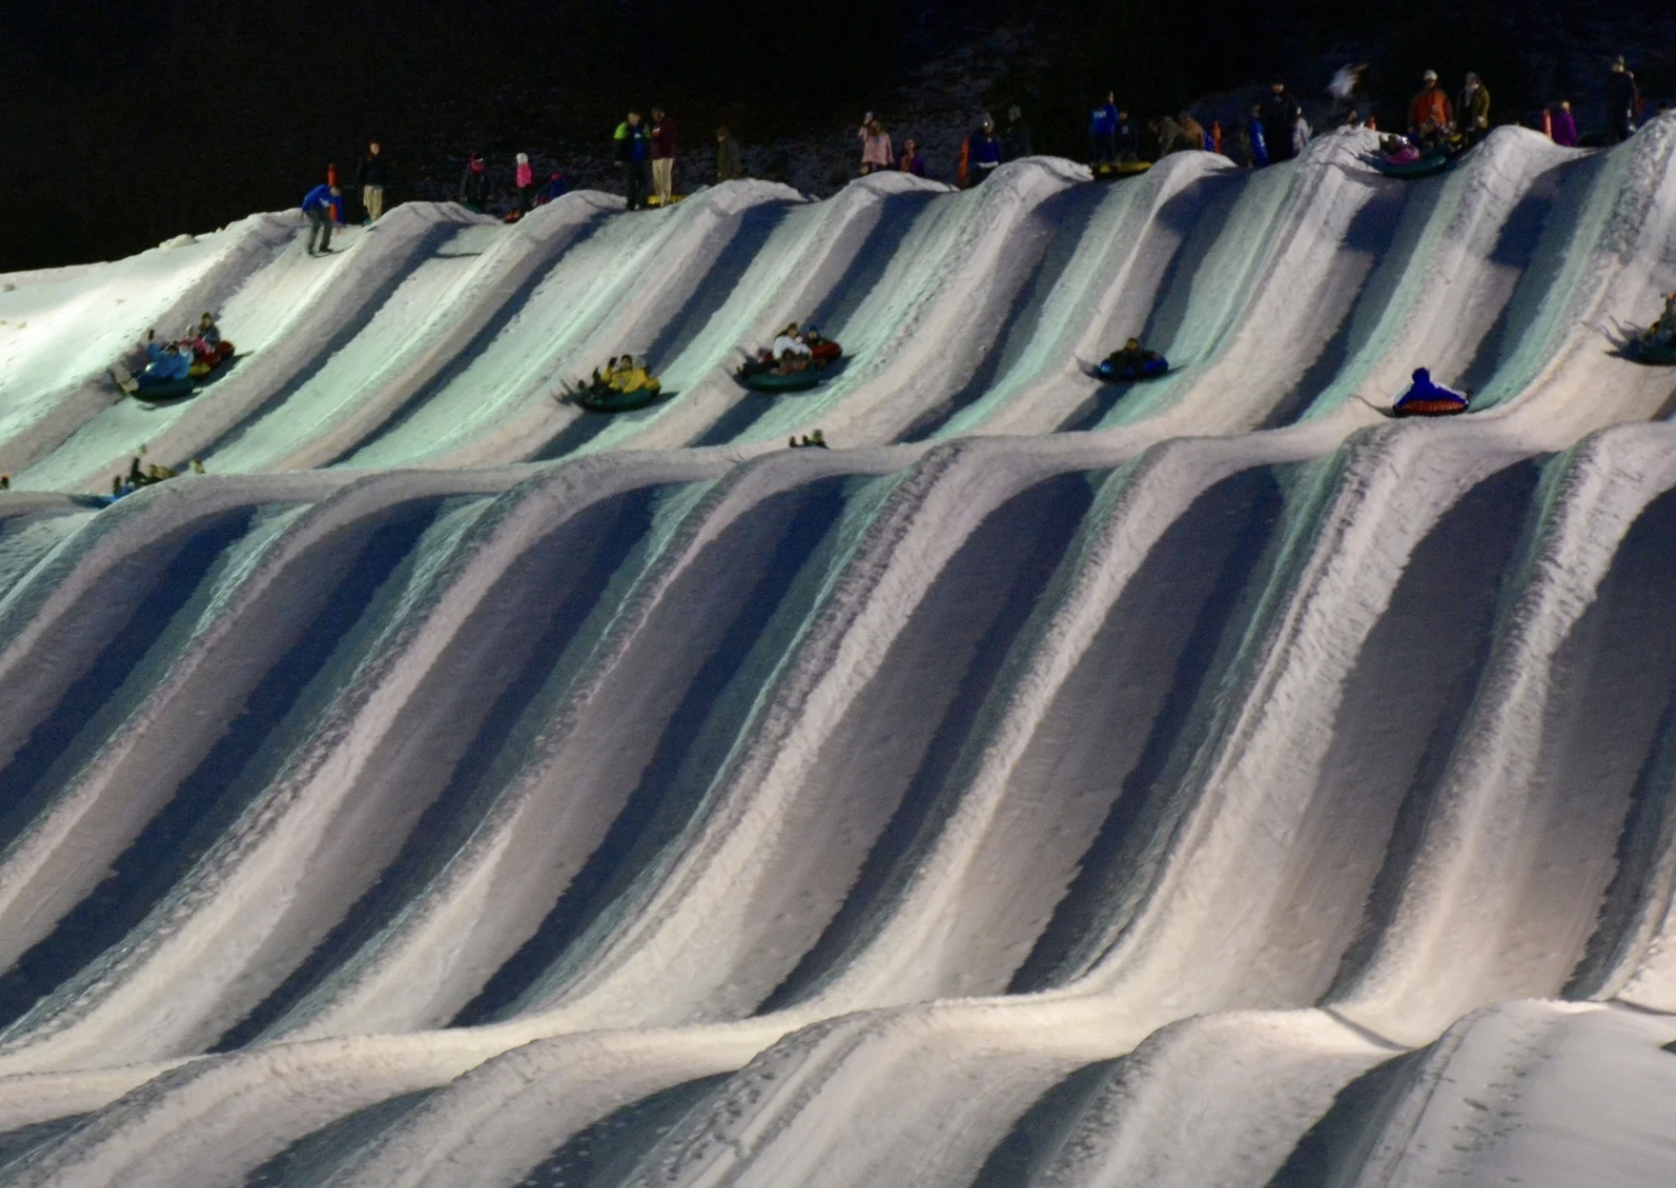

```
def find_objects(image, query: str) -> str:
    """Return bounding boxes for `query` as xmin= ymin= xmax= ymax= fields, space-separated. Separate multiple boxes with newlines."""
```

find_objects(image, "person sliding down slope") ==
xmin=1392 ymin=367 xmax=1468 ymax=416
xmin=111 ymin=329 xmax=192 ymax=394
xmin=1098 ymin=338 xmax=1168 ymax=381
xmin=608 ymin=355 xmax=661 ymax=397
xmin=772 ymin=324 xmax=812 ymax=362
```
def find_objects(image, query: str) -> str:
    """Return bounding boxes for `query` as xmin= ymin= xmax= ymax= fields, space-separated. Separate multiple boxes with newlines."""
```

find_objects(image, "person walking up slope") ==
xmin=357 ymin=142 xmax=387 ymax=223
xmin=651 ymin=108 xmax=677 ymax=205
xmin=300 ymin=181 xmax=339 ymax=255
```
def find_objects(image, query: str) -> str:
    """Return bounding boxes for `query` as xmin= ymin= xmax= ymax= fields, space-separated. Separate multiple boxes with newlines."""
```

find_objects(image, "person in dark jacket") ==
xmin=614 ymin=112 xmax=654 ymax=210
xmin=535 ymin=172 xmax=571 ymax=206
xmin=1261 ymin=81 xmax=1301 ymax=163
xmin=899 ymin=137 xmax=926 ymax=177
xmin=357 ymin=142 xmax=388 ymax=223
xmin=716 ymin=126 xmax=745 ymax=181
xmin=1458 ymin=73 xmax=1491 ymax=147
xmin=1089 ymin=92 xmax=1119 ymax=163
xmin=1003 ymin=106 xmax=1032 ymax=159
xmin=1244 ymin=103 xmax=1269 ymax=167
xmin=459 ymin=153 xmax=489 ymax=210
xmin=300 ymin=183 xmax=339 ymax=255
xmin=963 ymin=116 xmax=1003 ymax=187
xmin=1114 ymin=109 xmax=1137 ymax=160
xmin=1607 ymin=56 xmax=1640 ymax=143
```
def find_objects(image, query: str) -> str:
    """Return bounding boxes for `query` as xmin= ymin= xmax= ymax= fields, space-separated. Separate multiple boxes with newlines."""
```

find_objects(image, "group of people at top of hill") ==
xmin=856 ymin=107 xmax=1031 ymax=188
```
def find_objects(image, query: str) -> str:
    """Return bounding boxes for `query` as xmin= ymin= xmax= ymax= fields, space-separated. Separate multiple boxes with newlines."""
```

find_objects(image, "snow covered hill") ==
xmin=0 ymin=122 xmax=1673 ymax=1186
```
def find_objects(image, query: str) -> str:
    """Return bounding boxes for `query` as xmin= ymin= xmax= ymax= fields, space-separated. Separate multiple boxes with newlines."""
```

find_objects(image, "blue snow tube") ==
xmin=1097 ymin=354 xmax=1168 ymax=382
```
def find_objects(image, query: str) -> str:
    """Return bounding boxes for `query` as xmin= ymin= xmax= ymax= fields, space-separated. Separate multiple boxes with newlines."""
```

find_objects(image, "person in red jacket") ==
xmin=650 ymin=108 xmax=677 ymax=206
xmin=1407 ymin=70 xmax=1453 ymax=147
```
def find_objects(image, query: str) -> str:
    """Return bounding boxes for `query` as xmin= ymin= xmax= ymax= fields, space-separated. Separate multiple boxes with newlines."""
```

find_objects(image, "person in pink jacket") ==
xmin=858 ymin=114 xmax=893 ymax=175
xmin=515 ymin=153 xmax=534 ymax=211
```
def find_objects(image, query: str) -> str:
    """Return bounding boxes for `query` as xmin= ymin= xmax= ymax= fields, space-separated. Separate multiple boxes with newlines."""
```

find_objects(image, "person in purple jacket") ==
xmin=898 ymin=137 xmax=926 ymax=177
xmin=1550 ymin=100 xmax=1579 ymax=147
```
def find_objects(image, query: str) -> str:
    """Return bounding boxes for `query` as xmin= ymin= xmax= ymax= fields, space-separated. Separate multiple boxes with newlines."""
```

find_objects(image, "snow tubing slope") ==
xmin=0 ymin=123 xmax=1673 ymax=1187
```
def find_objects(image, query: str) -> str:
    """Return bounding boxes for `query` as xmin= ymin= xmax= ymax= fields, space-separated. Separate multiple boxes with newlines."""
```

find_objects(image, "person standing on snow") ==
xmin=899 ymin=137 xmax=926 ymax=176
xmin=459 ymin=153 xmax=489 ymax=211
xmin=716 ymin=126 xmax=745 ymax=181
xmin=1458 ymin=73 xmax=1491 ymax=147
xmin=1178 ymin=112 xmax=1208 ymax=151
xmin=1407 ymin=70 xmax=1453 ymax=147
xmin=357 ymin=142 xmax=388 ymax=223
xmin=1150 ymin=115 xmax=1196 ymax=156
xmin=650 ymin=108 xmax=677 ymax=205
xmin=514 ymin=153 xmax=535 ymax=212
xmin=858 ymin=114 xmax=893 ymax=175
xmin=1606 ymin=56 xmax=1641 ymax=143
xmin=962 ymin=116 xmax=1003 ymax=187
xmin=300 ymin=182 xmax=339 ymax=255
xmin=1549 ymin=100 xmax=1579 ymax=147
xmin=1243 ymin=103 xmax=1269 ymax=167
xmin=1003 ymin=106 xmax=1032 ymax=159
xmin=614 ymin=112 xmax=653 ymax=210
xmin=1088 ymin=92 xmax=1119 ymax=164
xmin=1261 ymin=81 xmax=1301 ymax=162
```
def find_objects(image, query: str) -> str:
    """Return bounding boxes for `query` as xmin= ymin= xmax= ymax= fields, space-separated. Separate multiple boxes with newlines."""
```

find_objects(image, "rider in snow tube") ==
xmin=112 ymin=331 xmax=194 ymax=397
xmin=1097 ymin=338 xmax=1168 ymax=382
xmin=1392 ymin=367 xmax=1469 ymax=416
xmin=1639 ymin=292 xmax=1676 ymax=364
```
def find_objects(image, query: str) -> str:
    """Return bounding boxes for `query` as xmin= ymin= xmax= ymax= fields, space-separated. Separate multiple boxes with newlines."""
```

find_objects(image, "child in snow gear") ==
xmin=515 ymin=153 xmax=534 ymax=212
xmin=535 ymin=172 xmax=570 ymax=205
xmin=614 ymin=113 xmax=654 ymax=210
xmin=899 ymin=138 xmax=926 ymax=176
xmin=1392 ymin=367 xmax=1469 ymax=416
xmin=858 ymin=115 xmax=893 ymax=175
xmin=650 ymin=109 xmax=677 ymax=205
xmin=112 ymin=329 xmax=194 ymax=395
xmin=358 ymin=142 xmax=387 ymax=222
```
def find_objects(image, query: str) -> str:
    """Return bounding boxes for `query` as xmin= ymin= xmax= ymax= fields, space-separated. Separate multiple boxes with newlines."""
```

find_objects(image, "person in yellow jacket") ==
xmin=609 ymin=355 xmax=661 ymax=395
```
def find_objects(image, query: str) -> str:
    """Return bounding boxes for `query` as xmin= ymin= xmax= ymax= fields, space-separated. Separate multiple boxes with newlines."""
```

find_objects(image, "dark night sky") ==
xmin=0 ymin=0 xmax=1666 ymax=271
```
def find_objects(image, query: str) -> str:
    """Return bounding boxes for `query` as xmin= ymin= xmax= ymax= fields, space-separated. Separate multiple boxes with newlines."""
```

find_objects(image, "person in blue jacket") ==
xmin=1089 ymin=92 xmax=1119 ymax=163
xmin=1244 ymin=103 xmax=1269 ymax=168
xmin=113 ymin=329 xmax=193 ymax=394
xmin=1393 ymin=367 xmax=1469 ymax=415
xmin=965 ymin=116 xmax=1003 ymax=187
xmin=614 ymin=112 xmax=654 ymax=211
xmin=300 ymin=183 xmax=340 ymax=255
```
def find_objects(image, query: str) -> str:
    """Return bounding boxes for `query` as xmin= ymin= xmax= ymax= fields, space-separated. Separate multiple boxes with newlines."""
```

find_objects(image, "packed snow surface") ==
xmin=0 ymin=124 xmax=1673 ymax=1185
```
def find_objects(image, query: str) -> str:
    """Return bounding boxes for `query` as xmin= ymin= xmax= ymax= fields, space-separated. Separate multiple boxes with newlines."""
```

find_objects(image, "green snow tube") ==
xmin=744 ymin=369 xmax=823 ymax=393
xmin=130 ymin=377 xmax=198 ymax=402
xmin=1639 ymin=337 xmax=1676 ymax=365
xmin=573 ymin=381 xmax=666 ymax=413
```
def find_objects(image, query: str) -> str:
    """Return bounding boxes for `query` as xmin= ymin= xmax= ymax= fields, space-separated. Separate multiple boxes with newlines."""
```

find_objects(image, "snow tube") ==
xmin=1097 ymin=355 xmax=1168 ymax=382
xmin=1094 ymin=161 xmax=1151 ymax=181
xmin=1638 ymin=337 xmax=1676 ymax=365
xmin=130 ymin=377 xmax=198 ymax=401
xmin=1392 ymin=395 xmax=1469 ymax=417
xmin=745 ymin=369 xmax=822 ymax=393
xmin=572 ymin=381 xmax=665 ymax=413
xmin=1375 ymin=152 xmax=1450 ymax=180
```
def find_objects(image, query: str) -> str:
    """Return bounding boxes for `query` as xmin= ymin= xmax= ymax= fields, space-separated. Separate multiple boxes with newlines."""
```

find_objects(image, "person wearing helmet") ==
xmin=1408 ymin=70 xmax=1454 ymax=147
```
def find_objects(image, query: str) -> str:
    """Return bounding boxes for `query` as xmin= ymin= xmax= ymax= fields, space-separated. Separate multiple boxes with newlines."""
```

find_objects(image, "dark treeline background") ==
xmin=2 ymin=0 xmax=1669 ymax=271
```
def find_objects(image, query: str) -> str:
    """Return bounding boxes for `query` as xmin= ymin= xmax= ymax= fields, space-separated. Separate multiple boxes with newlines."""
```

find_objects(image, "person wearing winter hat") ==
xmin=459 ymin=153 xmax=489 ymax=211
xmin=1408 ymin=70 xmax=1453 ymax=146
xmin=515 ymin=152 xmax=534 ymax=212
